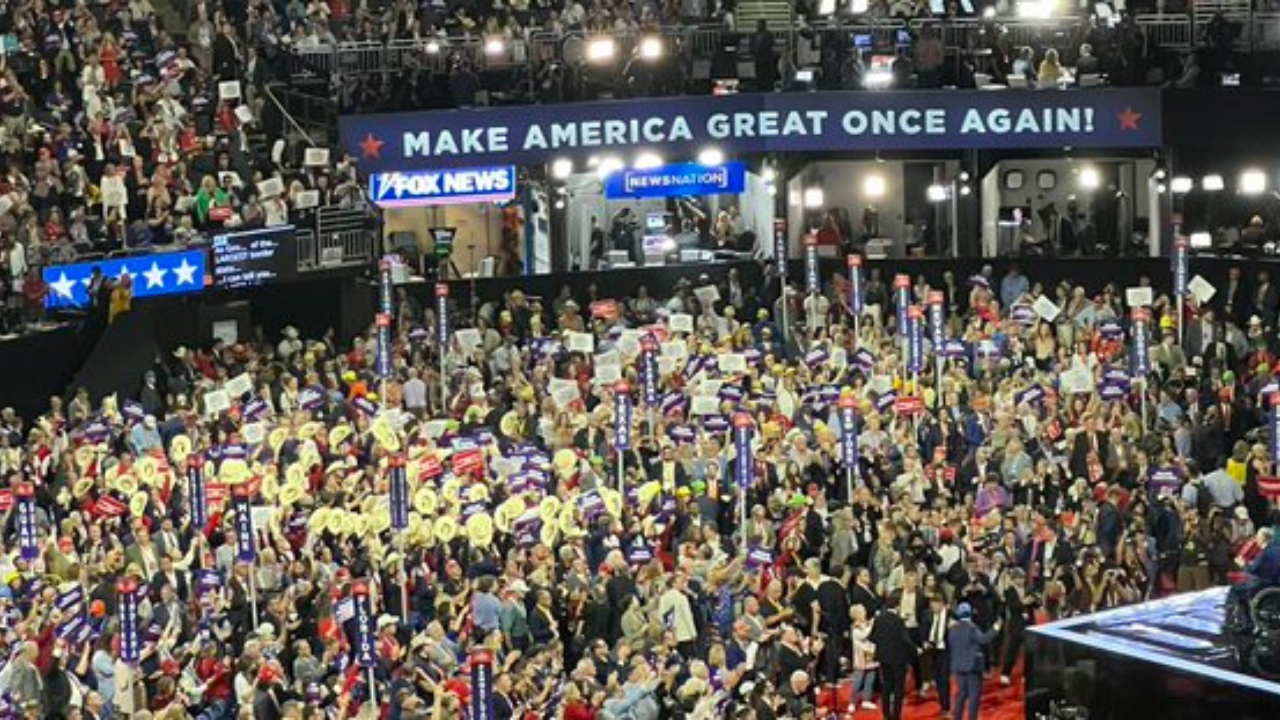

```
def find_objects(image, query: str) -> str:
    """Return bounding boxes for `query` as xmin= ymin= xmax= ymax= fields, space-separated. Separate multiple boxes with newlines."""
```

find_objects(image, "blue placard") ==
xmin=378 ymin=257 xmax=394 ymax=315
xmin=774 ymin=222 xmax=788 ymax=279
xmin=908 ymin=312 xmax=924 ymax=373
xmin=342 ymin=90 xmax=1163 ymax=172
xmin=641 ymin=348 xmax=659 ymax=407
xmin=1271 ymin=397 xmax=1280 ymax=465
xmin=734 ymin=419 xmax=753 ymax=488
xmin=44 ymin=250 xmax=205 ymax=309
xmin=436 ymin=286 xmax=450 ymax=349
xmin=805 ymin=242 xmax=820 ymax=295
xmin=188 ymin=462 xmax=207 ymax=530
xmin=1173 ymin=240 xmax=1188 ymax=298
xmin=615 ymin=389 xmax=632 ymax=451
xmin=376 ymin=322 xmax=393 ymax=380
xmin=390 ymin=461 xmax=409 ymax=531
xmin=232 ymin=491 xmax=256 ymax=562
xmin=471 ymin=650 xmax=496 ymax=720
xmin=354 ymin=589 xmax=377 ymax=667
xmin=369 ymin=166 xmax=517 ymax=207
xmin=604 ymin=161 xmax=745 ymax=199
xmin=928 ymin=299 xmax=946 ymax=349
xmin=895 ymin=283 xmax=911 ymax=337
xmin=840 ymin=404 xmax=859 ymax=470
xmin=16 ymin=488 xmax=37 ymax=561
xmin=118 ymin=581 xmax=141 ymax=665
xmin=1131 ymin=316 xmax=1150 ymax=378
xmin=848 ymin=259 xmax=863 ymax=315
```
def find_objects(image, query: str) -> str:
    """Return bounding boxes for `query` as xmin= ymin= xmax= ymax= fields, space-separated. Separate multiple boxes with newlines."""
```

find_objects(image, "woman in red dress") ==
xmin=99 ymin=34 xmax=122 ymax=87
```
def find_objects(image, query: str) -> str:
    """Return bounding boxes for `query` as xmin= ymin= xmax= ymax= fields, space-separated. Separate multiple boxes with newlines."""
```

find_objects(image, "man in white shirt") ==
xmin=402 ymin=368 xmax=427 ymax=417
xmin=658 ymin=572 xmax=699 ymax=656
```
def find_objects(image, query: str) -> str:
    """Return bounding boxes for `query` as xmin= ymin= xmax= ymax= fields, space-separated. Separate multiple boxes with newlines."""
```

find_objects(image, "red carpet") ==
xmin=819 ymin=667 xmax=1025 ymax=720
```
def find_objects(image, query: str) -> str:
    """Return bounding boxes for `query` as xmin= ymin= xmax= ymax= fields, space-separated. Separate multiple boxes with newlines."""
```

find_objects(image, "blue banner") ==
xmin=1272 ymin=394 xmax=1280 ymax=466
xmin=1172 ymin=238 xmax=1188 ymax=298
xmin=232 ymin=488 xmax=256 ymax=563
xmin=15 ymin=485 xmax=37 ymax=561
xmin=389 ymin=458 xmax=409 ymax=531
xmin=604 ymin=162 xmax=745 ymax=199
xmin=907 ymin=307 xmax=924 ymax=373
xmin=436 ymin=284 xmax=450 ymax=349
xmin=353 ymin=585 xmax=377 ymax=667
xmin=928 ymin=293 xmax=946 ymax=350
xmin=774 ymin=221 xmax=787 ymax=279
xmin=847 ymin=255 xmax=863 ymax=315
xmin=187 ymin=460 xmax=207 ymax=530
xmin=1130 ymin=311 xmax=1151 ymax=378
xmin=641 ymin=341 xmax=659 ymax=407
xmin=118 ymin=579 xmax=141 ymax=665
xmin=376 ymin=314 xmax=393 ymax=380
xmin=341 ymin=90 xmax=1163 ymax=172
xmin=895 ymin=276 xmax=911 ymax=337
xmin=378 ymin=257 xmax=394 ymax=315
xmin=733 ymin=415 xmax=753 ymax=488
xmin=804 ymin=240 xmax=820 ymax=295
xmin=615 ymin=385 xmax=632 ymax=451
xmin=840 ymin=401 xmax=858 ymax=471
xmin=470 ymin=649 xmax=497 ymax=720
xmin=44 ymin=249 xmax=205 ymax=309
xmin=369 ymin=166 xmax=516 ymax=207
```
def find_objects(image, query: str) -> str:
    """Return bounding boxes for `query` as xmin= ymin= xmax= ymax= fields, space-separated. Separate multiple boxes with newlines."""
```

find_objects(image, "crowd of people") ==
xmin=0 ymin=253 xmax=1277 ymax=719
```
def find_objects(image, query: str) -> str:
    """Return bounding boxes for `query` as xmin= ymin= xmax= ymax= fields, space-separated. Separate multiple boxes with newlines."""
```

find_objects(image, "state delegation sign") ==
xmin=342 ymin=89 xmax=1161 ymax=172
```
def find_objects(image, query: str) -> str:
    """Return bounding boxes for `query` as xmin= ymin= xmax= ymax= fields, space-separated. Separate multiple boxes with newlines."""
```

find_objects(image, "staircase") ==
xmin=736 ymin=0 xmax=795 ymax=31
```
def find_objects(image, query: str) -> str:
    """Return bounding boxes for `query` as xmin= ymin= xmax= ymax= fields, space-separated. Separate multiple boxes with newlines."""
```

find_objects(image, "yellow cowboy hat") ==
xmin=286 ymin=463 xmax=306 ymax=487
xmin=280 ymin=482 xmax=305 ymax=507
xmin=557 ymin=503 xmax=578 ymax=535
xmin=261 ymin=472 xmax=279 ymax=503
xmin=371 ymin=507 xmax=392 ymax=535
xmin=328 ymin=425 xmax=353 ymax=448
xmin=600 ymin=488 xmax=623 ymax=519
xmin=308 ymin=507 xmax=331 ymax=532
xmin=499 ymin=411 xmax=522 ymax=439
xmin=466 ymin=512 xmax=494 ymax=547
xmin=371 ymin=419 xmax=400 ymax=452
xmin=219 ymin=459 xmax=250 ymax=485
xmin=466 ymin=483 xmax=490 ymax=504
xmin=129 ymin=491 xmax=148 ymax=518
xmin=169 ymin=435 xmax=192 ymax=463
xmin=325 ymin=510 xmax=347 ymax=536
xmin=539 ymin=496 xmax=562 ymax=523
xmin=441 ymin=477 xmax=463 ymax=507
xmin=552 ymin=449 xmax=578 ymax=479
xmin=413 ymin=486 xmax=439 ymax=516
xmin=298 ymin=422 xmax=321 ymax=441
xmin=636 ymin=481 xmax=663 ymax=507
xmin=539 ymin=521 xmax=559 ymax=547
xmin=494 ymin=497 xmax=524 ymax=534
xmin=74 ymin=445 xmax=97 ymax=472
xmin=73 ymin=477 xmax=95 ymax=500
xmin=434 ymin=514 xmax=458 ymax=544
xmin=115 ymin=473 xmax=139 ymax=497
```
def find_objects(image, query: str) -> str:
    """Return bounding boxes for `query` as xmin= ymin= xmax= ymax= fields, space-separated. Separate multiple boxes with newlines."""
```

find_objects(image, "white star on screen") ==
xmin=174 ymin=258 xmax=198 ymax=286
xmin=50 ymin=272 xmax=77 ymax=299
xmin=143 ymin=262 xmax=168 ymax=289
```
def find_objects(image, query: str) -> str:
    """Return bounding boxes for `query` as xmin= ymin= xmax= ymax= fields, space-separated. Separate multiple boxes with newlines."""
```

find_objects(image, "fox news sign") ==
xmin=605 ymin=162 xmax=745 ymax=199
xmin=369 ymin=166 xmax=517 ymax=207
xmin=342 ymin=90 xmax=1161 ymax=172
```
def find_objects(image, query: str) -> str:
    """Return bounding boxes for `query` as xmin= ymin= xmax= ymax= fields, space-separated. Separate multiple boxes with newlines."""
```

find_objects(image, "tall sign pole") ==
xmin=436 ymin=283 xmax=450 ymax=414
xmin=775 ymin=220 xmax=790 ymax=349
xmin=928 ymin=290 xmax=946 ymax=399
xmin=640 ymin=337 xmax=659 ymax=443
xmin=1131 ymin=308 xmax=1151 ymax=435
xmin=894 ymin=274 xmax=911 ymax=381
xmin=1172 ymin=237 xmax=1188 ymax=346
xmin=388 ymin=454 xmax=410 ymax=624
xmin=733 ymin=412 xmax=754 ymax=558
xmin=847 ymin=254 xmax=863 ymax=351
xmin=839 ymin=394 xmax=859 ymax=502
xmin=614 ymin=381 xmax=632 ymax=495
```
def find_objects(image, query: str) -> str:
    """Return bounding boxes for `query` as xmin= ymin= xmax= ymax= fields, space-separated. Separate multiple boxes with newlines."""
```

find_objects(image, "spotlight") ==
xmin=1189 ymin=231 xmax=1213 ymax=249
xmin=634 ymin=152 xmax=663 ymax=170
xmin=927 ymin=184 xmax=948 ymax=202
xmin=1240 ymin=169 xmax=1268 ymax=195
xmin=982 ymin=6 xmax=997 ymax=18
xmin=767 ymin=185 xmax=777 ymax=196
xmin=425 ymin=40 xmax=441 ymax=55
xmin=554 ymin=199 xmax=566 ymax=210
xmin=586 ymin=37 xmax=616 ymax=63
xmin=1154 ymin=169 xmax=1167 ymax=181
xmin=1157 ymin=184 xmax=1168 ymax=194
xmin=763 ymin=166 xmax=777 ymax=182
xmin=1170 ymin=176 xmax=1194 ymax=194
xmin=551 ymin=158 xmax=573 ymax=180
xmin=638 ymin=36 xmax=663 ymax=60
xmin=864 ymin=174 xmax=886 ymax=198
xmin=959 ymin=171 xmax=971 ymax=182
xmin=1078 ymin=166 xmax=1100 ymax=190
xmin=803 ymin=187 xmax=825 ymax=209
xmin=697 ymin=148 xmax=724 ymax=166
xmin=1202 ymin=174 xmax=1224 ymax=191
xmin=959 ymin=185 xmax=972 ymax=196
xmin=597 ymin=156 xmax=624 ymax=179
xmin=484 ymin=37 xmax=506 ymax=56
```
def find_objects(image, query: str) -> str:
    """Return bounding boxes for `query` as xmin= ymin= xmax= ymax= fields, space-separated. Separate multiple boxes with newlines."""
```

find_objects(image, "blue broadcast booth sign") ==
xmin=604 ymin=162 xmax=746 ymax=199
xmin=369 ymin=166 xmax=517 ymax=208
xmin=44 ymin=249 xmax=206 ymax=309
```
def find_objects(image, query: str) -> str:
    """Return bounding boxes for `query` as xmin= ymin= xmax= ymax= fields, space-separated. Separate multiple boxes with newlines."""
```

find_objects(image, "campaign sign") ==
xmin=774 ymin=220 xmax=788 ymax=278
xmin=907 ymin=306 xmax=925 ymax=374
xmin=343 ymin=89 xmax=1162 ymax=172
xmin=376 ymin=313 xmax=393 ymax=380
xmin=805 ymin=236 xmax=820 ymax=295
xmin=436 ymin=283 xmax=450 ymax=349
xmin=389 ymin=456 xmax=409 ymax=531
xmin=378 ymin=257 xmax=394 ymax=315
xmin=353 ymin=582 xmax=377 ymax=667
xmin=1172 ymin=238 xmax=1189 ymax=298
xmin=118 ymin=579 xmax=141 ymax=665
xmin=733 ymin=413 xmax=754 ymax=488
xmin=894 ymin=275 xmax=911 ymax=336
xmin=1272 ymin=394 xmax=1280 ymax=465
xmin=232 ymin=486 xmax=256 ymax=562
xmin=1130 ymin=309 xmax=1150 ymax=378
xmin=614 ymin=382 xmax=633 ymax=451
xmin=369 ymin=166 xmax=516 ymax=207
xmin=44 ymin=249 xmax=206 ymax=309
xmin=928 ymin=291 xmax=946 ymax=349
xmin=839 ymin=396 xmax=858 ymax=471
xmin=847 ymin=255 xmax=863 ymax=315
xmin=641 ymin=340 xmax=660 ymax=407
xmin=604 ymin=161 xmax=745 ymax=199
xmin=470 ymin=649 xmax=497 ymax=720
xmin=187 ymin=458 xmax=208 ymax=530
xmin=15 ymin=484 xmax=37 ymax=561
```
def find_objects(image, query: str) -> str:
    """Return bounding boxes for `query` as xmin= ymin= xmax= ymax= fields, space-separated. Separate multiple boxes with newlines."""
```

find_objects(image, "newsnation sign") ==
xmin=340 ymin=89 xmax=1161 ymax=172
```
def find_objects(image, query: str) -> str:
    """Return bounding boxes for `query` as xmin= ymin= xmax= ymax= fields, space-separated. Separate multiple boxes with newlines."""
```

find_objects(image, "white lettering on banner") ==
xmin=403 ymin=128 xmax=509 ymax=157
xmin=706 ymin=111 xmax=828 ymax=139
xmin=960 ymin=108 xmax=1094 ymax=134
xmin=842 ymin=109 xmax=947 ymax=136
xmin=374 ymin=169 xmax=514 ymax=203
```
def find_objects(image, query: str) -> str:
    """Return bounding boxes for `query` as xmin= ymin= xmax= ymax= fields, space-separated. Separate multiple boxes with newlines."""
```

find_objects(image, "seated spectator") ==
xmin=1038 ymin=48 xmax=1064 ymax=88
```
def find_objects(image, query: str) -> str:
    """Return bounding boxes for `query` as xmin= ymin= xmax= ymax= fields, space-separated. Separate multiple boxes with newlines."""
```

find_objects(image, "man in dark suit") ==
xmin=1017 ymin=522 xmax=1075 ymax=593
xmin=870 ymin=596 xmax=917 ymax=720
xmin=1068 ymin=415 xmax=1109 ymax=482
xmin=1256 ymin=270 xmax=1279 ymax=330
xmin=1221 ymin=266 xmax=1251 ymax=328
xmin=947 ymin=602 xmax=1000 ymax=720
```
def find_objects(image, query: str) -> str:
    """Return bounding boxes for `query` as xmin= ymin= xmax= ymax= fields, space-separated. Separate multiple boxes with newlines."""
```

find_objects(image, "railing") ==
xmin=297 ymin=203 xmax=378 ymax=272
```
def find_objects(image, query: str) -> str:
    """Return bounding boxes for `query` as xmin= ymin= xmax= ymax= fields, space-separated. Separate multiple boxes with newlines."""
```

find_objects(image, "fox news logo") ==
xmin=370 ymin=166 xmax=516 ymax=207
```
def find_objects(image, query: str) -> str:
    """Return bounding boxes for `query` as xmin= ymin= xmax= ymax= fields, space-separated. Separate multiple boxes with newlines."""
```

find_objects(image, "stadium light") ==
xmin=698 ymin=148 xmax=724 ymax=166
xmin=634 ymin=152 xmax=663 ymax=170
xmin=1017 ymin=1 xmax=1053 ymax=19
xmin=864 ymin=174 xmax=887 ymax=198
xmin=639 ymin=36 xmax=663 ymax=60
xmin=982 ymin=6 xmax=997 ymax=18
xmin=803 ymin=187 xmax=825 ymax=209
xmin=763 ymin=166 xmax=777 ymax=182
xmin=851 ymin=0 xmax=869 ymax=12
xmin=1202 ymin=174 xmax=1225 ymax=191
xmin=586 ymin=37 xmax=617 ymax=63
xmin=551 ymin=158 xmax=573 ymax=180
xmin=927 ymin=184 xmax=949 ymax=202
xmin=768 ymin=185 xmax=778 ymax=196
xmin=1189 ymin=231 xmax=1213 ymax=249
xmin=1170 ymin=176 xmax=1194 ymax=194
xmin=597 ymin=156 xmax=624 ymax=179
xmin=818 ymin=0 xmax=837 ymax=14
xmin=484 ymin=37 xmax=506 ymax=56
xmin=425 ymin=40 xmax=441 ymax=55
xmin=1078 ymin=166 xmax=1100 ymax=190
xmin=1240 ymin=169 xmax=1268 ymax=195
xmin=959 ymin=185 xmax=972 ymax=196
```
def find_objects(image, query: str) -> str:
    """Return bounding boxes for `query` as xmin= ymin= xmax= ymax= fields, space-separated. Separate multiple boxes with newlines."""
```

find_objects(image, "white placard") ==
xmin=234 ymin=105 xmax=254 ymax=125
xmin=831 ymin=347 xmax=848 ymax=370
xmin=304 ymin=148 xmax=330 ymax=167
xmin=251 ymin=506 xmax=277 ymax=532
xmin=225 ymin=373 xmax=253 ymax=397
xmin=867 ymin=375 xmax=894 ymax=396
xmin=551 ymin=385 xmax=580 ymax=408
xmin=693 ymin=285 xmax=720 ymax=306
xmin=720 ymin=353 xmax=746 ymax=374
xmin=242 ymin=422 xmax=265 ymax=445
xmin=423 ymin=420 xmax=449 ymax=440
xmin=594 ymin=365 xmax=622 ymax=384
xmin=101 ymin=175 xmax=127 ymax=208
xmin=491 ymin=457 xmax=518 ymax=477
xmin=549 ymin=378 xmax=577 ymax=396
xmin=695 ymin=379 xmax=723 ymax=397
xmin=1032 ymin=296 xmax=1061 ymax=322
xmin=211 ymin=319 xmax=238 ymax=346
xmin=204 ymin=390 xmax=230 ymax=417
xmin=1126 ymin=286 xmax=1153 ymax=307
xmin=258 ymin=177 xmax=284 ymax=199
xmin=455 ymin=328 xmax=482 ymax=355
xmin=567 ymin=331 xmax=594 ymax=354
xmin=218 ymin=80 xmax=241 ymax=100
xmin=657 ymin=356 xmax=678 ymax=376
xmin=218 ymin=171 xmax=242 ymax=188
xmin=594 ymin=350 xmax=620 ymax=369
xmin=691 ymin=396 xmax=721 ymax=415
xmin=660 ymin=340 xmax=687 ymax=359
xmin=617 ymin=331 xmax=641 ymax=359
xmin=1060 ymin=367 xmax=1093 ymax=394
xmin=294 ymin=190 xmax=320 ymax=209
xmin=668 ymin=313 xmax=694 ymax=334
xmin=1188 ymin=275 xmax=1216 ymax=304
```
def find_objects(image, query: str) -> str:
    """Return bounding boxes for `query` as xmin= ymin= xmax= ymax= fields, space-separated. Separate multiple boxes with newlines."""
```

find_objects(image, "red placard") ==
xmin=0 ymin=490 xmax=13 ymax=511
xmin=590 ymin=300 xmax=621 ymax=320
xmin=1258 ymin=476 xmax=1280 ymax=499
xmin=847 ymin=254 xmax=862 ymax=268
xmin=894 ymin=274 xmax=911 ymax=289
xmin=435 ymin=283 xmax=449 ymax=298
xmin=418 ymin=456 xmax=444 ymax=481
xmin=452 ymin=449 xmax=485 ymax=476
xmin=894 ymin=396 xmax=925 ymax=415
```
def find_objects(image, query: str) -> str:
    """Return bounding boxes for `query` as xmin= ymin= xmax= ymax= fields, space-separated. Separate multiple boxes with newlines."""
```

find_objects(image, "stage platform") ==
xmin=1026 ymin=588 xmax=1280 ymax=719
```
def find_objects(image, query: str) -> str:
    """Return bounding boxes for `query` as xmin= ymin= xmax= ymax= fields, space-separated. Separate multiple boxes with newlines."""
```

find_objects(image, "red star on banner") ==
xmin=1118 ymin=107 xmax=1142 ymax=131
xmin=359 ymin=133 xmax=384 ymax=159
